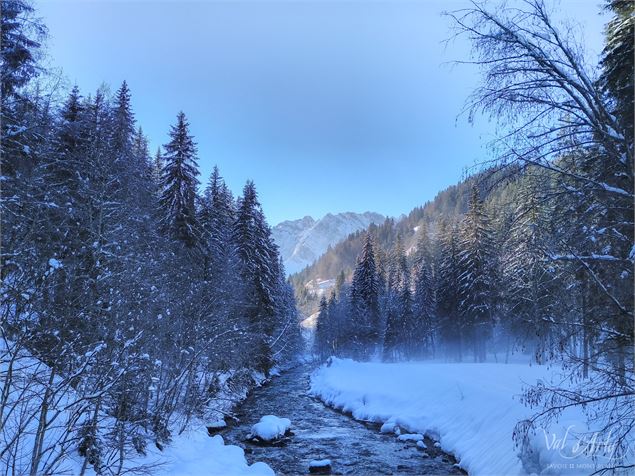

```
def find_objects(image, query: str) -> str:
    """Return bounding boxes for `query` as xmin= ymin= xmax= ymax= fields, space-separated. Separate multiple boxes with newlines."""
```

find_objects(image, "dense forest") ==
xmin=310 ymin=0 xmax=633 ymax=470
xmin=1 ymin=1 xmax=302 ymax=473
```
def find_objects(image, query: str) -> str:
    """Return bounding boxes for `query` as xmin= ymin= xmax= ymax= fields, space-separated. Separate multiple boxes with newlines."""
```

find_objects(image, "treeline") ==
xmin=314 ymin=0 xmax=633 ymax=472
xmin=1 ymin=1 xmax=301 ymax=474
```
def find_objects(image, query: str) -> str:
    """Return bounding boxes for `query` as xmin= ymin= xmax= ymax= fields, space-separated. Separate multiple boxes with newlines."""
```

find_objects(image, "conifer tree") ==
xmin=501 ymin=182 xmax=557 ymax=363
xmin=348 ymin=233 xmax=380 ymax=358
xmin=436 ymin=219 xmax=462 ymax=360
xmin=314 ymin=296 xmax=330 ymax=359
xmin=413 ymin=225 xmax=435 ymax=357
xmin=159 ymin=111 xmax=200 ymax=247
xmin=457 ymin=186 xmax=495 ymax=362
xmin=233 ymin=181 xmax=282 ymax=372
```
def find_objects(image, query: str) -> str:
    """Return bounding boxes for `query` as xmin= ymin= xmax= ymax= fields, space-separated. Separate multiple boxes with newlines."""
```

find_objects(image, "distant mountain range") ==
xmin=272 ymin=212 xmax=385 ymax=275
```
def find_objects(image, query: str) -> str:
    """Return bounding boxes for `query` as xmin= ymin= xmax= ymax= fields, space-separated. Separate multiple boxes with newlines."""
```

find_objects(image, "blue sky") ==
xmin=37 ymin=0 xmax=606 ymax=225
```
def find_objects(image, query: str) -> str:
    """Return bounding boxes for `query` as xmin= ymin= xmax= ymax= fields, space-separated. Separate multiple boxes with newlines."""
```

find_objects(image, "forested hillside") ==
xmin=1 ymin=1 xmax=301 ymax=473
xmin=290 ymin=166 xmax=514 ymax=315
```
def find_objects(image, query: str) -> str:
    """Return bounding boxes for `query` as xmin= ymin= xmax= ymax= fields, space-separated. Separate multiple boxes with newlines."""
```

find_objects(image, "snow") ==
xmin=398 ymin=433 xmax=424 ymax=441
xmin=310 ymin=358 xmax=629 ymax=476
xmin=48 ymin=257 xmax=62 ymax=269
xmin=300 ymin=311 xmax=320 ymax=330
xmin=249 ymin=415 xmax=292 ymax=441
xmin=272 ymin=212 xmax=384 ymax=275
xmin=308 ymin=459 xmax=332 ymax=468
xmin=416 ymin=440 xmax=427 ymax=450
xmin=380 ymin=421 xmax=397 ymax=433
xmin=154 ymin=433 xmax=273 ymax=476
xmin=208 ymin=419 xmax=227 ymax=430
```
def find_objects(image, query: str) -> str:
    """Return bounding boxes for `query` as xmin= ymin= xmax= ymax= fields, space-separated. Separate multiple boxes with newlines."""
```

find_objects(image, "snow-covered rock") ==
xmin=380 ymin=421 xmax=397 ymax=433
xmin=207 ymin=418 xmax=227 ymax=435
xmin=398 ymin=433 xmax=424 ymax=442
xmin=249 ymin=415 xmax=292 ymax=442
xmin=308 ymin=459 xmax=332 ymax=474
xmin=272 ymin=212 xmax=384 ymax=275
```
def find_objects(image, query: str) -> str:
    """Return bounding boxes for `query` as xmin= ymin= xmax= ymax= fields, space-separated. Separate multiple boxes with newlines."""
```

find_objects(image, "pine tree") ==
xmin=159 ymin=111 xmax=200 ymax=247
xmin=314 ymin=296 xmax=330 ymax=359
xmin=500 ymin=175 xmax=557 ymax=363
xmin=348 ymin=233 xmax=380 ymax=359
xmin=233 ymin=181 xmax=282 ymax=373
xmin=436 ymin=219 xmax=462 ymax=361
xmin=152 ymin=147 xmax=164 ymax=189
xmin=599 ymin=0 xmax=634 ymax=151
xmin=413 ymin=225 xmax=435 ymax=358
xmin=111 ymin=81 xmax=135 ymax=158
xmin=1 ymin=0 xmax=46 ymax=177
xmin=457 ymin=186 xmax=495 ymax=362
xmin=383 ymin=237 xmax=413 ymax=360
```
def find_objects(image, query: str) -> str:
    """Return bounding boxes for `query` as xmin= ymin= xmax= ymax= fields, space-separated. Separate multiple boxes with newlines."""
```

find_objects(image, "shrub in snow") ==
xmin=248 ymin=415 xmax=292 ymax=443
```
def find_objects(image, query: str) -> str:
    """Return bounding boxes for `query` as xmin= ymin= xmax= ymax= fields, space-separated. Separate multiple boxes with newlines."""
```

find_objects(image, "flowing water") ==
xmin=221 ymin=365 xmax=466 ymax=475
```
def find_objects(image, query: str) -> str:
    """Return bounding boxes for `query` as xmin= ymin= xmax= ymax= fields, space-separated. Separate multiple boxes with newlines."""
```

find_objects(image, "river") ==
xmin=221 ymin=364 xmax=466 ymax=475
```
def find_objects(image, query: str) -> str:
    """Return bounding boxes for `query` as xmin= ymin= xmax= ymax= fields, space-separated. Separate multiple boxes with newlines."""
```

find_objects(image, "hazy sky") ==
xmin=37 ymin=0 xmax=607 ymax=224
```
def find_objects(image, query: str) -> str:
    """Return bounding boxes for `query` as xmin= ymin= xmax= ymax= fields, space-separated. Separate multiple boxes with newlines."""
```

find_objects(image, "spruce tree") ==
xmin=436 ymin=219 xmax=462 ymax=361
xmin=233 ymin=181 xmax=281 ymax=373
xmin=501 ymin=183 xmax=556 ymax=363
xmin=314 ymin=296 xmax=330 ymax=360
xmin=413 ymin=226 xmax=435 ymax=358
xmin=159 ymin=111 xmax=200 ymax=247
xmin=457 ymin=186 xmax=495 ymax=362
xmin=348 ymin=233 xmax=380 ymax=359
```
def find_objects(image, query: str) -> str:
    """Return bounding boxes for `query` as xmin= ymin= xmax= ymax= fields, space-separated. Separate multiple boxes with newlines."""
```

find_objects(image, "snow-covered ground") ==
xmin=310 ymin=358 xmax=628 ymax=476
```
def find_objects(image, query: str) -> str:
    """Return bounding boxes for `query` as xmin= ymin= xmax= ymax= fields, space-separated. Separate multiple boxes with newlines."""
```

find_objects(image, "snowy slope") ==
xmin=273 ymin=212 xmax=384 ymax=275
xmin=311 ymin=358 xmax=631 ymax=476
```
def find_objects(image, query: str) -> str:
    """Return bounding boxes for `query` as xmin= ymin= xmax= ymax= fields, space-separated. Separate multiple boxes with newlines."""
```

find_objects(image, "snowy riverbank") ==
xmin=310 ymin=358 xmax=627 ymax=476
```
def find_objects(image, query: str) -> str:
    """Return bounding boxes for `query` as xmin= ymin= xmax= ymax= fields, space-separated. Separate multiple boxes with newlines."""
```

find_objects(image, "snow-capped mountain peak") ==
xmin=273 ymin=211 xmax=384 ymax=275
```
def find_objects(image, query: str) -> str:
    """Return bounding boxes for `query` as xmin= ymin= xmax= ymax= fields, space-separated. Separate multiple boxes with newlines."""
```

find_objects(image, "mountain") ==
xmin=272 ymin=212 xmax=385 ymax=275
xmin=289 ymin=167 xmax=515 ymax=317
